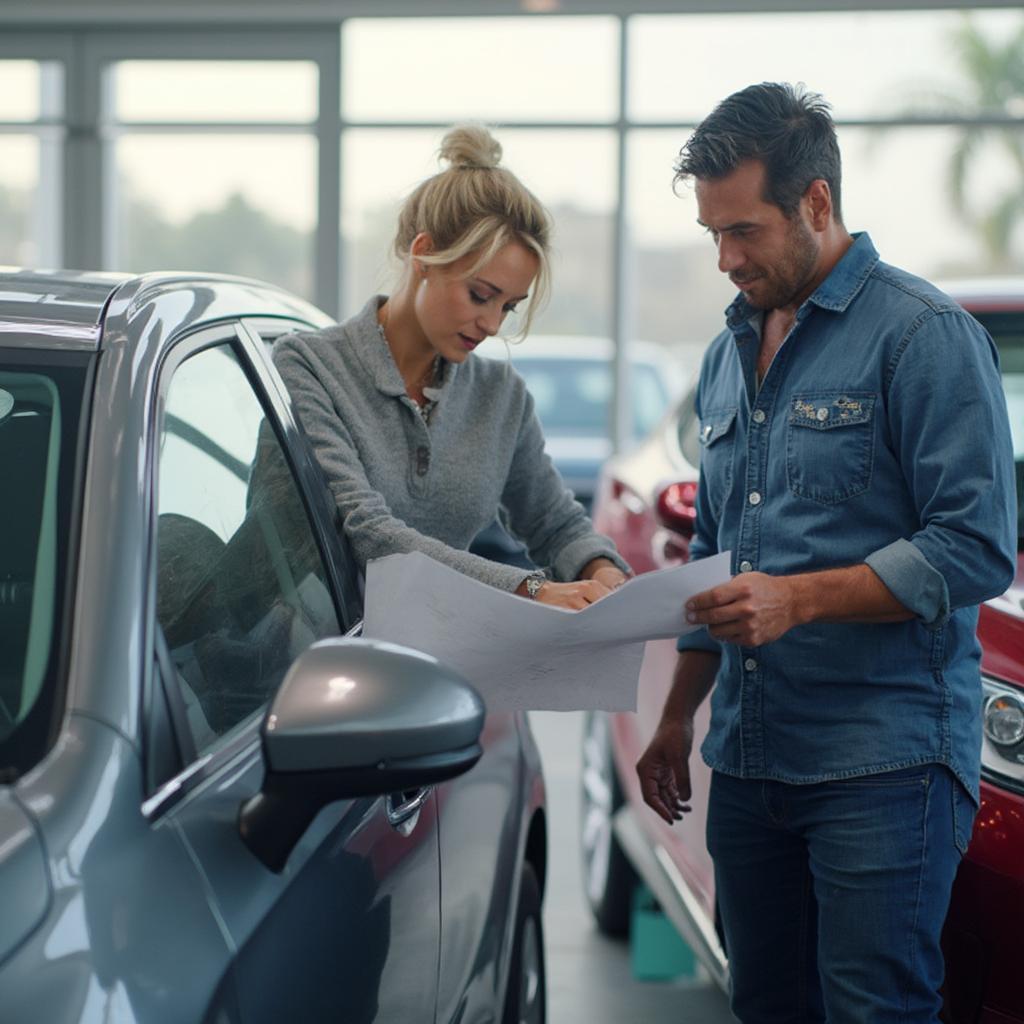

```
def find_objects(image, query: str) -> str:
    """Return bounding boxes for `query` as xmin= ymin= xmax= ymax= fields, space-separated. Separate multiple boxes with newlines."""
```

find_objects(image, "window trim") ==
xmin=0 ymin=347 xmax=95 ymax=780
xmin=141 ymin=319 xmax=353 ymax=804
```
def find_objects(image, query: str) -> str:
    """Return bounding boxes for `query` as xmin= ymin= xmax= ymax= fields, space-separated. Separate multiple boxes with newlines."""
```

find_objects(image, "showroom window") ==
xmin=104 ymin=60 xmax=319 ymax=301
xmin=4 ymin=7 xmax=1024 ymax=449
xmin=339 ymin=16 xmax=620 ymax=340
xmin=625 ymin=9 xmax=1024 ymax=351
xmin=0 ymin=58 xmax=63 ymax=267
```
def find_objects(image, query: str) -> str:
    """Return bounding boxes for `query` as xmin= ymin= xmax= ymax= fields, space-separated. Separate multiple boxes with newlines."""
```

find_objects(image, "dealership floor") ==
xmin=530 ymin=711 xmax=736 ymax=1023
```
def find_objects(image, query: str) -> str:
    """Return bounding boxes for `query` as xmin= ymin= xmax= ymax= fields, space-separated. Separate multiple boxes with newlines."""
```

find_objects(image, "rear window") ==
xmin=0 ymin=351 xmax=89 ymax=777
xmin=515 ymin=358 xmax=670 ymax=441
xmin=970 ymin=310 xmax=1024 ymax=550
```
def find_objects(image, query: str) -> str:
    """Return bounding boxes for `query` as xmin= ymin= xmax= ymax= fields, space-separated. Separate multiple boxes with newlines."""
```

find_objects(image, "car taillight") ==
xmin=655 ymin=481 xmax=698 ymax=538
xmin=981 ymin=677 xmax=1024 ymax=792
xmin=609 ymin=478 xmax=645 ymax=516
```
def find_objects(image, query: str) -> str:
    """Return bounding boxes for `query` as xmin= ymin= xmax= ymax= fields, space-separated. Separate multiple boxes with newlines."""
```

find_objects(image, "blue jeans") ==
xmin=706 ymin=765 xmax=976 ymax=1024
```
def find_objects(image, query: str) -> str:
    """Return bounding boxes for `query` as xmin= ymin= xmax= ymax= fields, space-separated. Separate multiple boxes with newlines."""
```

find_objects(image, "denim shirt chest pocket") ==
xmin=699 ymin=406 xmax=738 ymax=516
xmin=786 ymin=391 xmax=876 ymax=504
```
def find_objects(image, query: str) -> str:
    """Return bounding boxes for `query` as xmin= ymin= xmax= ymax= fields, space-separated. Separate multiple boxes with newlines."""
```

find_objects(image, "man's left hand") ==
xmin=685 ymin=572 xmax=804 ymax=647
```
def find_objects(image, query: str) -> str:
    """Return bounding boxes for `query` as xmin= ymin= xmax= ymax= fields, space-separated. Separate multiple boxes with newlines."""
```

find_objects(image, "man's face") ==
xmin=695 ymin=159 xmax=820 ymax=312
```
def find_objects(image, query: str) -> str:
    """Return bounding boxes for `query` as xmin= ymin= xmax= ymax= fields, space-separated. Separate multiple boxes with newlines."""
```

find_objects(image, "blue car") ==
xmin=0 ymin=269 xmax=547 ymax=1024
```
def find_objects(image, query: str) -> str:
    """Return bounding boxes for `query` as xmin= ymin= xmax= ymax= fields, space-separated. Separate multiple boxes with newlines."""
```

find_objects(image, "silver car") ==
xmin=0 ymin=269 xmax=547 ymax=1024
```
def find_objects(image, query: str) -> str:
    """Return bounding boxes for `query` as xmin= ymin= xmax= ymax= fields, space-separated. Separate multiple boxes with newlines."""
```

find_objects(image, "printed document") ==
xmin=362 ymin=550 xmax=732 ymax=712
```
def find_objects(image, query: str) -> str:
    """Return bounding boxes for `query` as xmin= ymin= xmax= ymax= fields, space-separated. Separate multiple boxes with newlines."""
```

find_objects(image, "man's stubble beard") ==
xmin=746 ymin=217 xmax=820 ymax=312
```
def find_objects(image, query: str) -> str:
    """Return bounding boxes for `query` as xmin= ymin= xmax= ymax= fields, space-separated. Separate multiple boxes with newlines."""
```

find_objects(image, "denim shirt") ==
xmin=677 ymin=233 xmax=1016 ymax=799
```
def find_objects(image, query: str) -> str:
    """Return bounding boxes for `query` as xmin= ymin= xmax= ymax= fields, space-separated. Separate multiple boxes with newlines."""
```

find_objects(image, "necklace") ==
xmin=377 ymin=306 xmax=441 ymax=423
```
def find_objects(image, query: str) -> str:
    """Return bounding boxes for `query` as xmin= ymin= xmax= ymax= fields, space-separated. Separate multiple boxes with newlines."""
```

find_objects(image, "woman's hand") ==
xmin=589 ymin=565 xmax=629 ymax=591
xmin=515 ymin=578 xmax=611 ymax=610
xmin=579 ymin=557 xmax=631 ymax=592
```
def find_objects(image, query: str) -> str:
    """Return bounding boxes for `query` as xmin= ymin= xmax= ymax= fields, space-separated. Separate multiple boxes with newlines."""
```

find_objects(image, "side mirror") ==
xmin=655 ymin=480 xmax=698 ymax=539
xmin=239 ymin=637 xmax=485 ymax=872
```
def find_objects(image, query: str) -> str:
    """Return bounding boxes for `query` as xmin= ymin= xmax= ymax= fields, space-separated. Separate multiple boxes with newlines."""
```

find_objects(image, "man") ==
xmin=636 ymin=82 xmax=1016 ymax=1023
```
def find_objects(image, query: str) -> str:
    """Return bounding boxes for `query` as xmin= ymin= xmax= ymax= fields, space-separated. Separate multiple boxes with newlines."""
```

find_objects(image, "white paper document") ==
xmin=361 ymin=550 xmax=732 ymax=713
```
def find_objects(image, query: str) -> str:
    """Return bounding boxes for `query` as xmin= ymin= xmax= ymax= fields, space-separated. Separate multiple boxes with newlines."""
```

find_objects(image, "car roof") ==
xmin=0 ymin=268 xmax=131 ymax=334
xmin=0 ymin=268 xmax=333 ymax=351
xmin=938 ymin=277 xmax=1024 ymax=312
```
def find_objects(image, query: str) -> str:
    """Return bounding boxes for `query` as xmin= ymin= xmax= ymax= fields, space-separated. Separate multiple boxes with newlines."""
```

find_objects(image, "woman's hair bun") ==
xmin=439 ymin=123 xmax=502 ymax=171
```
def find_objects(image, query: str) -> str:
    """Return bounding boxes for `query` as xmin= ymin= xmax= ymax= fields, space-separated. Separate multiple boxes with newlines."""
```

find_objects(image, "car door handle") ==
xmin=386 ymin=787 xmax=431 ymax=835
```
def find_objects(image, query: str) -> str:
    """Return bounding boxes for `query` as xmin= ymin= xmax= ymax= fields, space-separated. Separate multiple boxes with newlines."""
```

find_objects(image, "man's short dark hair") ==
xmin=674 ymin=82 xmax=843 ymax=223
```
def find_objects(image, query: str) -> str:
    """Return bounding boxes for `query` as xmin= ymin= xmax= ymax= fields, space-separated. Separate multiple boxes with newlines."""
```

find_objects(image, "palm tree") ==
xmin=901 ymin=14 xmax=1024 ymax=269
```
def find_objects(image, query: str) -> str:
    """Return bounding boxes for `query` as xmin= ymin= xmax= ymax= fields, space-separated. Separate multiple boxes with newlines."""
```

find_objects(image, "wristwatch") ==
xmin=523 ymin=573 xmax=547 ymax=600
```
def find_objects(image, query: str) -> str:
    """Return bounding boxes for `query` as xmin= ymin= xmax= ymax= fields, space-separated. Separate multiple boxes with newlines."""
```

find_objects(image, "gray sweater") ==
xmin=273 ymin=295 xmax=629 ymax=592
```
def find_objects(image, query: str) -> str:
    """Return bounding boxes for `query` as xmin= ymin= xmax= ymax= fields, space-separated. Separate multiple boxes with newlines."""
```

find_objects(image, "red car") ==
xmin=579 ymin=281 xmax=1024 ymax=1024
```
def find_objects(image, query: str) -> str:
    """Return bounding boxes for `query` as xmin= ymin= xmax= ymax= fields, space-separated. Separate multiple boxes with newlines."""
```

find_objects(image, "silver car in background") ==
xmin=0 ymin=269 xmax=547 ymax=1024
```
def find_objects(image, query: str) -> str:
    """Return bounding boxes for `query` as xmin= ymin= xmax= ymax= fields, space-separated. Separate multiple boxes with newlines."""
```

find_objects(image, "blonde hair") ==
xmin=393 ymin=123 xmax=552 ymax=337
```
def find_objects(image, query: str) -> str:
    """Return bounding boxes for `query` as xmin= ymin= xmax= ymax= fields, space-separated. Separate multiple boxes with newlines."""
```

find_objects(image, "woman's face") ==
xmin=412 ymin=240 xmax=539 ymax=363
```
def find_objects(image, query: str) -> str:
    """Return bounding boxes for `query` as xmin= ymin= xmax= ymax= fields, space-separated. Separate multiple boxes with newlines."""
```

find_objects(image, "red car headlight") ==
xmin=981 ymin=677 xmax=1024 ymax=791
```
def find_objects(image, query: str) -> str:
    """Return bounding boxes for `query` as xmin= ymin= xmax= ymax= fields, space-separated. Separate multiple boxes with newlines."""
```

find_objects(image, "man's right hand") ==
xmin=636 ymin=719 xmax=695 ymax=825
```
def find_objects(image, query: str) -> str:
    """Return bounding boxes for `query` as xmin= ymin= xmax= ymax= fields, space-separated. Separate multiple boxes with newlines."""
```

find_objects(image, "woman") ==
xmin=274 ymin=123 xmax=631 ymax=609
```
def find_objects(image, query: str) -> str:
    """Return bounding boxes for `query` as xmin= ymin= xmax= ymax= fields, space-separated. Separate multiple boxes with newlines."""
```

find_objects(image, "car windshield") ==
xmin=0 ymin=351 xmax=89 ymax=776
xmin=972 ymin=310 xmax=1024 ymax=551
xmin=515 ymin=358 xmax=670 ymax=441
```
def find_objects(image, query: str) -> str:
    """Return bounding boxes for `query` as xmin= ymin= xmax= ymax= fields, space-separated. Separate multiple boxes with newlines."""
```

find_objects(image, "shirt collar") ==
xmin=350 ymin=294 xmax=455 ymax=398
xmin=725 ymin=231 xmax=880 ymax=331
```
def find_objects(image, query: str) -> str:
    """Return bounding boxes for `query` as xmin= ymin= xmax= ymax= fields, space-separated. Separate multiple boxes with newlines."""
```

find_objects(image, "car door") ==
xmin=434 ymin=711 xmax=525 ymax=1022
xmin=144 ymin=323 xmax=442 ymax=1024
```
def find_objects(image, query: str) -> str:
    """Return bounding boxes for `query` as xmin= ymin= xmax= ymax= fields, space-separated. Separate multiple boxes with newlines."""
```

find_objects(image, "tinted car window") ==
xmin=0 ymin=353 xmax=88 ymax=776
xmin=155 ymin=342 xmax=339 ymax=754
xmin=516 ymin=358 xmax=670 ymax=440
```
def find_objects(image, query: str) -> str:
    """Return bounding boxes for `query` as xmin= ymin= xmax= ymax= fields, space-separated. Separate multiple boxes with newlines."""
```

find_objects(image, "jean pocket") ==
xmin=829 ymin=766 xmax=929 ymax=789
xmin=952 ymin=778 xmax=977 ymax=856
xmin=699 ymin=406 xmax=738 ymax=517
xmin=786 ymin=391 xmax=876 ymax=505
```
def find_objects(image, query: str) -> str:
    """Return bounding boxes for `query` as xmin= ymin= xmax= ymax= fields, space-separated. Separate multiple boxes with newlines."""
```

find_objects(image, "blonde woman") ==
xmin=274 ymin=124 xmax=630 ymax=609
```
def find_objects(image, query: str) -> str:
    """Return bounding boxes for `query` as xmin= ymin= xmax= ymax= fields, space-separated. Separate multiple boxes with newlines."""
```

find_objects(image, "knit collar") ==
xmin=348 ymin=294 xmax=455 ymax=399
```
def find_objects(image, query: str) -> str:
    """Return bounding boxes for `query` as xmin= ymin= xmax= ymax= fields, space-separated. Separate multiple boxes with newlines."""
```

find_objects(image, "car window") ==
xmin=515 ymin=358 xmax=670 ymax=441
xmin=155 ymin=341 xmax=340 ymax=755
xmin=0 ymin=355 xmax=88 ymax=776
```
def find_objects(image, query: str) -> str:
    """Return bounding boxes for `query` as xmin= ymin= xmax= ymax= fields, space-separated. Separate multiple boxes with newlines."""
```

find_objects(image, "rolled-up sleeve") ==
xmin=876 ymin=309 xmax=1016 ymax=626
xmin=275 ymin=336 xmax=533 ymax=592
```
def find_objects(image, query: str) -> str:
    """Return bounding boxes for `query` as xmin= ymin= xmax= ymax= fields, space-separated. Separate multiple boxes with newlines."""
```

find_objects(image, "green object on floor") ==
xmin=630 ymin=884 xmax=697 ymax=981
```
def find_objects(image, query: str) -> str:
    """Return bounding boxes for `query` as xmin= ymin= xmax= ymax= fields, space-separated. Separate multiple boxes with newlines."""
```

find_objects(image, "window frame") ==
xmin=6 ymin=9 xmax=1024 ymax=461
xmin=142 ymin=318 xmax=353 ymax=815
xmin=0 ymin=35 xmax=71 ymax=268
xmin=0 ymin=346 xmax=95 ymax=781
xmin=75 ymin=28 xmax=340 ymax=311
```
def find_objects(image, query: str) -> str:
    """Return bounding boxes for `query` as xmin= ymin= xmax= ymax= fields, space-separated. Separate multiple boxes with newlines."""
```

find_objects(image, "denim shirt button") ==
xmin=816 ymin=407 xmax=829 ymax=421
xmin=744 ymin=658 xmax=758 ymax=672
xmin=739 ymin=560 xmax=753 ymax=573
xmin=748 ymin=491 xmax=762 ymax=506
xmin=752 ymin=409 xmax=766 ymax=424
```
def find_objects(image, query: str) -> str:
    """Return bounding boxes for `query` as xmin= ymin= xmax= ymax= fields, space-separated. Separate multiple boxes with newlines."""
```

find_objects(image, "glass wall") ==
xmin=626 ymin=9 xmax=1024 ymax=358
xmin=105 ymin=60 xmax=318 ymax=299
xmin=0 ymin=59 xmax=62 ymax=268
xmin=5 ymin=8 xmax=1024 ymax=444
xmin=339 ymin=16 xmax=620 ymax=340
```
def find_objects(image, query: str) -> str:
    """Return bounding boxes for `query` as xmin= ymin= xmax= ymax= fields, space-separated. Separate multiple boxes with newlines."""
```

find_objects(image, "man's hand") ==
xmin=636 ymin=719 xmax=695 ymax=825
xmin=686 ymin=572 xmax=804 ymax=647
